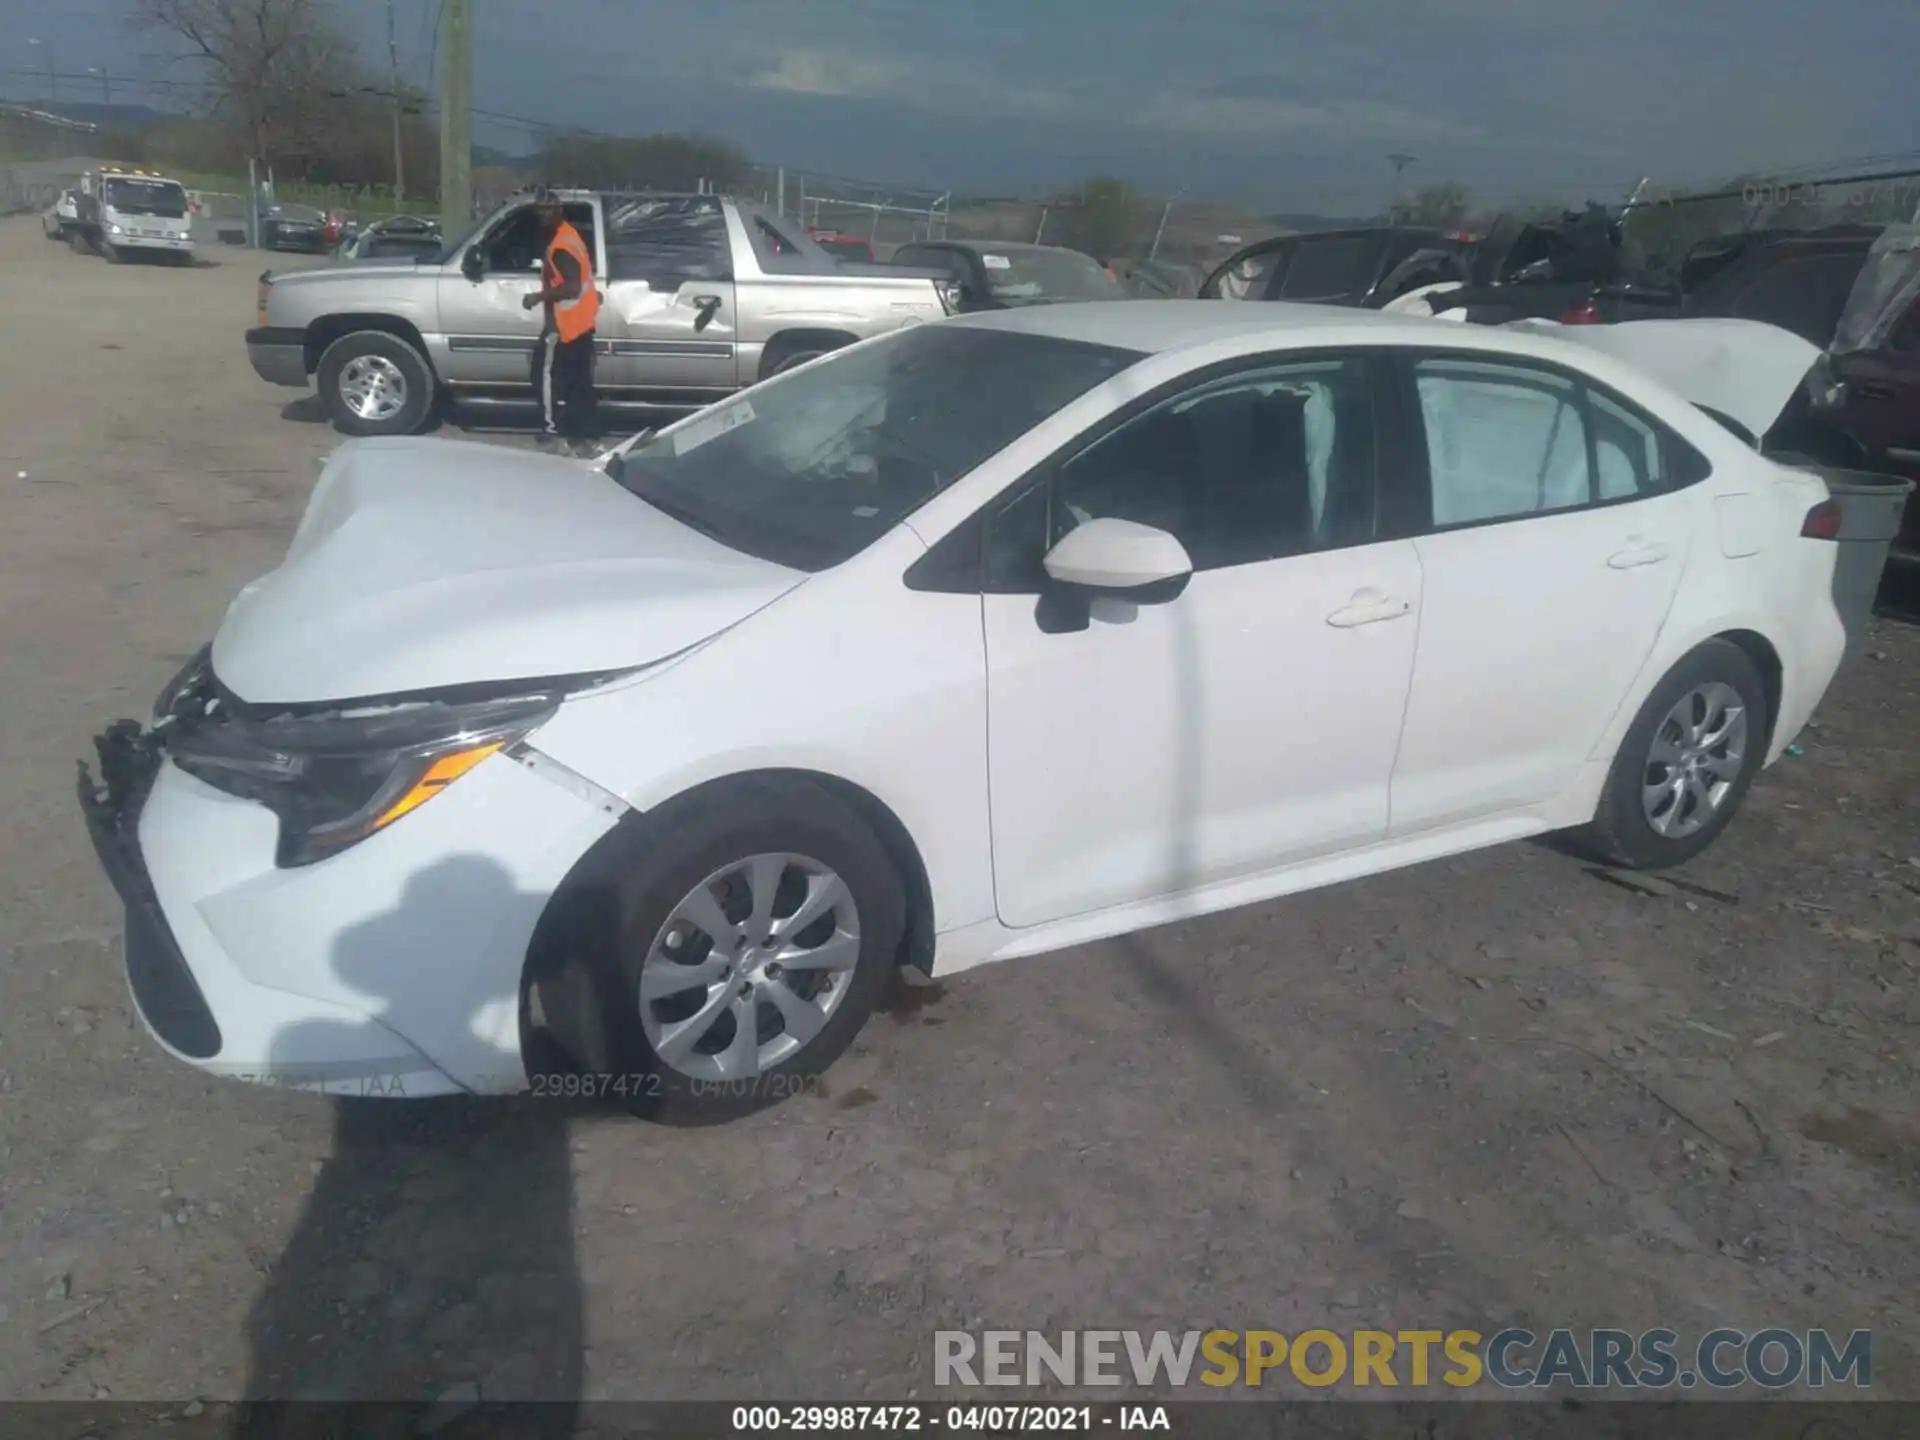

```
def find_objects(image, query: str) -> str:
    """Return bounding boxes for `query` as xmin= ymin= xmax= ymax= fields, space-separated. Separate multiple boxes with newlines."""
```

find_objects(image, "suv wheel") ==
xmin=316 ymin=331 xmax=436 ymax=437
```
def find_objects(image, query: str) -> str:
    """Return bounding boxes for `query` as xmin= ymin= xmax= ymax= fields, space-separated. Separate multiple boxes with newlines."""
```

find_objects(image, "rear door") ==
xmin=597 ymin=194 xmax=739 ymax=400
xmin=1386 ymin=352 xmax=1699 ymax=834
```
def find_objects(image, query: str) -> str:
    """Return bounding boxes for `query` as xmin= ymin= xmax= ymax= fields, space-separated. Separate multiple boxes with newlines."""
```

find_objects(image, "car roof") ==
xmin=945 ymin=299 xmax=1495 ymax=354
xmin=936 ymin=240 xmax=1082 ymax=256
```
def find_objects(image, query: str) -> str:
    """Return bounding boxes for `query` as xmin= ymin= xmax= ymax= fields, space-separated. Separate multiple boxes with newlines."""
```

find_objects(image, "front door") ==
xmin=980 ymin=353 xmax=1423 ymax=928
xmin=596 ymin=194 xmax=739 ymax=400
xmin=1387 ymin=353 xmax=1695 ymax=834
xmin=437 ymin=199 xmax=601 ymax=387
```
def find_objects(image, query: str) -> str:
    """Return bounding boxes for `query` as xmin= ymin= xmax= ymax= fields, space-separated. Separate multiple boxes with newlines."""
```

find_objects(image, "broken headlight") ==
xmin=164 ymin=687 xmax=560 ymax=868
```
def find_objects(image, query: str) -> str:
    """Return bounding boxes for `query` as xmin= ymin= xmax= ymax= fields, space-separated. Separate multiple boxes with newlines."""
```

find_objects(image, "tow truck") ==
xmin=69 ymin=167 xmax=195 ymax=265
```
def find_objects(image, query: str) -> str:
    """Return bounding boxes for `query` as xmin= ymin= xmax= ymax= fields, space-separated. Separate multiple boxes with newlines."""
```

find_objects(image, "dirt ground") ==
xmin=0 ymin=215 xmax=1916 ymax=1421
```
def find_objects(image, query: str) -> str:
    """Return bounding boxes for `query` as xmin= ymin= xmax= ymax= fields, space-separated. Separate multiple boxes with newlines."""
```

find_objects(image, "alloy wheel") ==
xmin=1642 ymin=681 xmax=1747 ymax=839
xmin=337 ymin=354 xmax=408 ymax=422
xmin=638 ymin=853 xmax=862 ymax=1081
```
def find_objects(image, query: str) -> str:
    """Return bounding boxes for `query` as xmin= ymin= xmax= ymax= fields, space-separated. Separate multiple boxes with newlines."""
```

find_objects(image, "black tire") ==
xmin=68 ymin=229 xmax=94 ymax=256
xmin=760 ymin=334 xmax=851 ymax=382
xmin=763 ymin=347 xmax=827 ymax=380
xmin=315 ymin=330 xmax=436 ymax=437
xmin=1576 ymin=639 xmax=1769 ymax=870
xmin=554 ymin=778 xmax=905 ymax=1125
xmin=102 ymin=241 xmax=123 ymax=264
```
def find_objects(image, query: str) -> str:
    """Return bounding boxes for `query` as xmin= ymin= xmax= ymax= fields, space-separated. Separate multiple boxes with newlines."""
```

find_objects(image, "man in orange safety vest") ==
xmin=522 ymin=185 xmax=601 ymax=454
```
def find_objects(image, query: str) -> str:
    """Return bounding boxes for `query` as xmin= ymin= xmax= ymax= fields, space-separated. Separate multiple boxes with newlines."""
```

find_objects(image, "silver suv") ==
xmin=246 ymin=190 xmax=957 ymax=435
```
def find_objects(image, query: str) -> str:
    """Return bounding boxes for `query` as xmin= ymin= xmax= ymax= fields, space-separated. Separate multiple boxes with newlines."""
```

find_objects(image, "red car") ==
xmin=809 ymin=231 xmax=875 ymax=263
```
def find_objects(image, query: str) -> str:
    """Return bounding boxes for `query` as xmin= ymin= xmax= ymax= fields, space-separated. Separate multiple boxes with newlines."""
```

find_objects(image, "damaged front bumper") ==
xmin=77 ymin=721 xmax=224 ymax=1060
xmin=73 ymin=659 xmax=627 ymax=1098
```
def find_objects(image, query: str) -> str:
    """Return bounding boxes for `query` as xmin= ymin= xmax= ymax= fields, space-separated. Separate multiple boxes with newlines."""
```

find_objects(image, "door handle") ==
xmin=1607 ymin=540 xmax=1671 ymax=569
xmin=1327 ymin=594 xmax=1412 ymax=628
xmin=1854 ymin=380 xmax=1895 ymax=401
xmin=689 ymin=293 xmax=724 ymax=332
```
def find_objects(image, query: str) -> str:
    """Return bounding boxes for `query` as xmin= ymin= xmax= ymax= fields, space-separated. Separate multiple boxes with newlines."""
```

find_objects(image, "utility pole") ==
xmin=439 ymin=0 xmax=473 ymax=227
xmin=387 ymin=0 xmax=405 ymax=204
xmin=27 ymin=39 xmax=57 ymax=105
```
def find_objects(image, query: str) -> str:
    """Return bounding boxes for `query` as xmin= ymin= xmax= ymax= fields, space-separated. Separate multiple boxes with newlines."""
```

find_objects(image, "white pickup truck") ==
xmin=246 ymin=190 xmax=960 ymax=435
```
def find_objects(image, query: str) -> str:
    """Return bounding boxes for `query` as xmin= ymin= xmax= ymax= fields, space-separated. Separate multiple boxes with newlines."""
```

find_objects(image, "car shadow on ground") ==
xmin=228 ymin=855 xmax=587 ymax=1440
xmin=278 ymin=396 xmax=329 ymax=425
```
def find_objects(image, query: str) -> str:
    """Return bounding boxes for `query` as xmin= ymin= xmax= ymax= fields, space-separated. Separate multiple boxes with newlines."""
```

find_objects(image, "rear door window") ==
xmin=603 ymin=195 xmax=731 ymax=289
xmin=1413 ymin=359 xmax=1590 ymax=526
xmin=1278 ymin=236 xmax=1384 ymax=300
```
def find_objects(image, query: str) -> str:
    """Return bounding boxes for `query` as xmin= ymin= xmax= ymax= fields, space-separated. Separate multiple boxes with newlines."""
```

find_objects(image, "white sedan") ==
xmin=80 ymin=303 xmax=1852 ymax=1122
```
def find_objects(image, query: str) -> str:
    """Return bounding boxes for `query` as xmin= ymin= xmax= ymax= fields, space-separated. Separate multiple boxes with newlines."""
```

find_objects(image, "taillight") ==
xmin=257 ymin=271 xmax=272 ymax=326
xmin=1558 ymin=300 xmax=1602 ymax=324
xmin=1801 ymin=498 xmax=1843 ymax=540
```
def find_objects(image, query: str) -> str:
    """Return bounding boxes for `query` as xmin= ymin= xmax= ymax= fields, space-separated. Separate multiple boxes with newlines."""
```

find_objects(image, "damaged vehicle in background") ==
xmin=1393 ymin=206 xmax=1682 ymax=325
xmin=1801 ymin=225 xmax=1920 ymax=557
xmin=82 ymin=303 xmax=1869 ymax=1125
xmin=809 ymin=231 xmax=877 ymax=264
xmin=1198 ymin=225 xmax=1475 ymax=308
xmin=887 ymin=239 xmax=1125 ymax=307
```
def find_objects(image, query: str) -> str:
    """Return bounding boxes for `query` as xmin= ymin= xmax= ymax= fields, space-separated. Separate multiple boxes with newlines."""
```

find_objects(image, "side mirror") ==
xmin=460 ymin=248 xmax=485 ymax=280
xmin=1042 ymin=517 xmax=1193 ymax=600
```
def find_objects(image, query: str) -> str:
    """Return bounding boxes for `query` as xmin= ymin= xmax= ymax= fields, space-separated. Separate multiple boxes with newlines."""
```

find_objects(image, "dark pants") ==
xmin=533 ymin=330 xmax=597 ymax=441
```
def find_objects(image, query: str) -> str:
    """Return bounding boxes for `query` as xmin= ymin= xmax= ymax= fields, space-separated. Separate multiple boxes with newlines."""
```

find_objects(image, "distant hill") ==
xmin=17 ymin=99 xmax=172 ymax=130
xmin=473 ymin=145 xmax=538 ymax=170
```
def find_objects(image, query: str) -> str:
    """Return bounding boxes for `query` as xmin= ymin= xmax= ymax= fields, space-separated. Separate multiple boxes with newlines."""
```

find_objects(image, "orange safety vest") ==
xmin=544 ymin=221 xmax=600 ymax=343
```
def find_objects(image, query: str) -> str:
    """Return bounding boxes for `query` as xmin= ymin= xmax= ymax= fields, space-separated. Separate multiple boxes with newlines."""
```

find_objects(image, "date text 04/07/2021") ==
xmin=731 ymin=1404 xmax=1170 ymax=1431
xmin=527 ymin=1071 xmax=826 ymax=1101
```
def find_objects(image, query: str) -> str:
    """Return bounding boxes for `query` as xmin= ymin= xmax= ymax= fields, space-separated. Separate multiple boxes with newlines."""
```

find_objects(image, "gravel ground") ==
xmin=0 ymin=215 xmax=1916 ymax=1425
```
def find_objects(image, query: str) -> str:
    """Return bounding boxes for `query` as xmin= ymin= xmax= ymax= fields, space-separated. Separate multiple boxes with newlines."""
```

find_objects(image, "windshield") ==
xmin=103 ymin=178 xmax=186 ymax=218
xmin=612 ymin=325 xmax=1141 ymax=571
xmin=432 ymin=211 xmax=492 ymax=265
xmin=978 ymin=247 xmax=1121 ymax=304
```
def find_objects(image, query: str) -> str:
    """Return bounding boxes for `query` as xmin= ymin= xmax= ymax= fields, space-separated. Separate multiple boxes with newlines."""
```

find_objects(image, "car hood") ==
xmin=1503 ymin=316 xmax=1820 ymax=440
xmin=210 ymin=437 xmax=806 ymax=705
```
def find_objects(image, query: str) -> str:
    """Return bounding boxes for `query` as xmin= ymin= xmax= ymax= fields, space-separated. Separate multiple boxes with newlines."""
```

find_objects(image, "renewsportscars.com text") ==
xmin=934 ymin=1328 xmax=1872 ymax=1390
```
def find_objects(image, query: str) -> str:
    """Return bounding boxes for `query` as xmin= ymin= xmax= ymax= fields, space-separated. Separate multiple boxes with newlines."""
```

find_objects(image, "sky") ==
xmin=5 ymin=0 xmax=1919 ymax=212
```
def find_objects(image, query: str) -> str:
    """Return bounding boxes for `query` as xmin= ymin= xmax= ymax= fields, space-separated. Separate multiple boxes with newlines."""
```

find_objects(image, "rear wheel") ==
xmin=68 ymin=229 xmax=95 ymax=256
xmin=316 ymin=331 xmax=436 ymax=437
xmin=1576 ymin=640 xmax=1769 ymax=869
xmin=548 ymin=779 xmax=905 ymax=1124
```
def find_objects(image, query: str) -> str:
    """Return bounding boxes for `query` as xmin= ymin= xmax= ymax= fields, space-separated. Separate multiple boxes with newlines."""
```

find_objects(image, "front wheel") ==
xmin=553 ymin=779 xmax=906 ymax=1124
xmin=315 ymin=331 xmax=436 ymax=437
xmin=1576 ymin=639 xmax=1769 ymax=870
